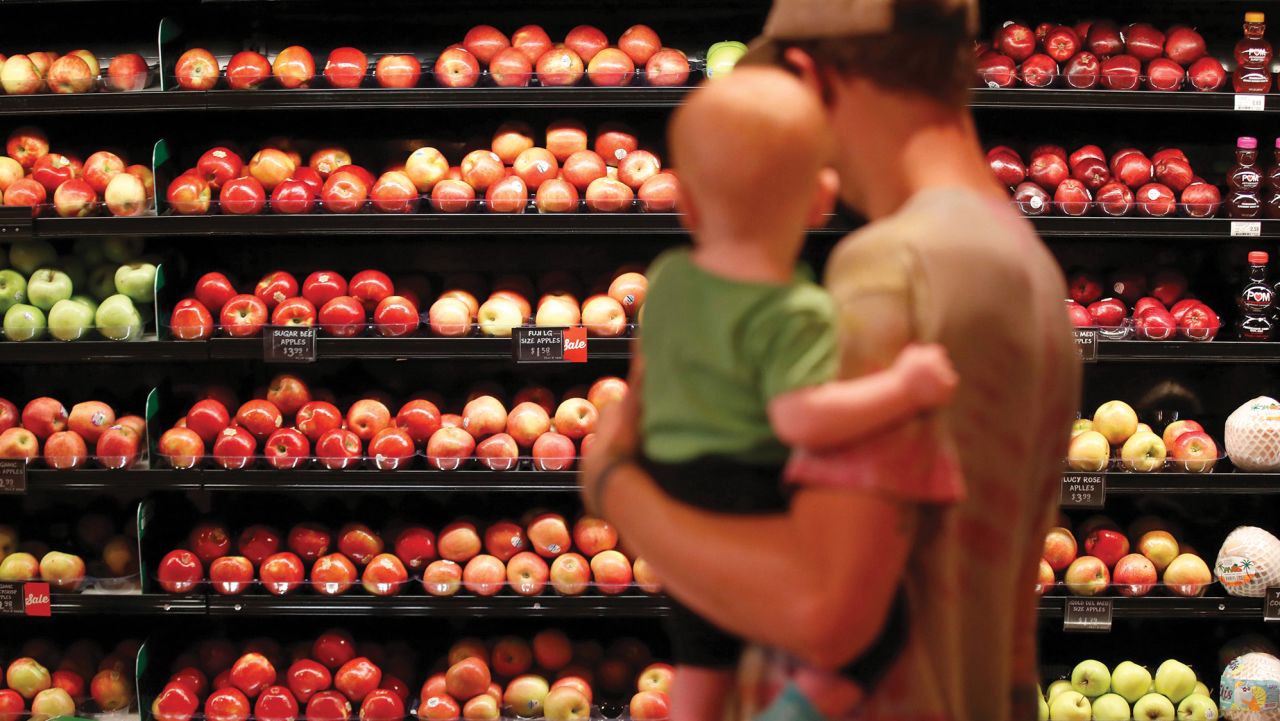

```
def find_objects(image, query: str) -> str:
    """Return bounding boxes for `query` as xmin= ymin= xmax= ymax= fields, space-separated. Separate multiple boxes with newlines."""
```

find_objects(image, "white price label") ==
xmin=1235 ymin=94 xmax=1267 ymax=111
xmin=1232 ymin=221 xmax=1263 ymax=237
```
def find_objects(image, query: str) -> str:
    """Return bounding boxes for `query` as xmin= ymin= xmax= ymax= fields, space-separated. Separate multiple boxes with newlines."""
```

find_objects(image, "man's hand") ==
xmin=579 ymin=354 xmax=644 ymax=516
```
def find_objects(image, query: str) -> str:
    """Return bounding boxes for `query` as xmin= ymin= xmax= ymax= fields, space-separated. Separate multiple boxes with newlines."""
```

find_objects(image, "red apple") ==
xmin=325 ymin=47 xmax=368 ymax=89
xmin=272 ymin=46 xmax=315 ymax=89
xmin=512 ymin=25 xmax=553 ymax=63
xmin=176 ymin=48 xmax=220 ymax=90
xmin=535 ymin=46 xmax=584 ymax=86
xmin=226 ymin=51 xmax=271 ymax=90
xmin=374 ymin=55 xmax=419 ymax=89
xmin=434 ymin=47 xmax=480 ymax=88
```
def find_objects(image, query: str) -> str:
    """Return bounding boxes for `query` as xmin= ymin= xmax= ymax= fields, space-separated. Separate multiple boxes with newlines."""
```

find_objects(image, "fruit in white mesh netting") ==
xmin=1225 ymin=397 xmax=1280 ymax=472
xmin=1217 ymin=527 xmax=1280 ymax=597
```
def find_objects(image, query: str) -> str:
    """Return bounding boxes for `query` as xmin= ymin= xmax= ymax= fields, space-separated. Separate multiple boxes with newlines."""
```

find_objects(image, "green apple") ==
xmin=1155 ymin=660 xmax=1197 ymax=704
xmin=102 ymin=237 xmax=144 ymax=264
xmin=57 ymin=255 xmax=86 ymax=290
xmin=87 ymin=264 xmax=118 ymax=301
xmin=1092 ymin=693 xmax=1130 ymax=721
xmin=1071 ymin=659 xmax=1111 ymax=698
xmin=1134 ymin=693 xmax=1177 ymax=721
xmin=48 ymin=299 xmax=94 ymax=341
xmin=0 ymin=270 xmax=28 ymax=314
xmin=9 ymin=240 xmax=57 ymax=276
xmin=4 ymin=304 xmax=46 ymax=341
xmin=26 ymin=269 xmax=73 ymax=311
xmin=706 ymin=40 xmax=748 ymax=79
xmin=1047 ymin=680 xmax=1074 ymax=701
xmin=72 ymin=238 xmax=106 ymax=266
xmin=1038 ymin=692 xmax=1049 ymax=721
xmin=1177 ymin=694 xmax=1217 ymax=721
xmin=95 ymin=294 xmax=142 ymax=341
xmin=1048 ymin=690 xmax=1091 ymax=721
xmin=1193 ymin=682 xmax=1210 ymax=699
xmin=1113 ymin=661 xmax=1155 ymax=704
xmin=114 ymin=262 xmax=156 ymax=303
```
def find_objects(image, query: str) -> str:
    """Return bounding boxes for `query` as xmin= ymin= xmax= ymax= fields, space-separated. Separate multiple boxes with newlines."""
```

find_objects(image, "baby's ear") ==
xmin=806 ymin=167 xmax=840 ymax=229
xmin=676 ymin=181 xmax=699 ymax=234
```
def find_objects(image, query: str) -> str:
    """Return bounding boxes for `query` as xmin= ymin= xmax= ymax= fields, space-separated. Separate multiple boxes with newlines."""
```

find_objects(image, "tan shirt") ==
xmin=788 ymin=187 xmax=1080 ymax=721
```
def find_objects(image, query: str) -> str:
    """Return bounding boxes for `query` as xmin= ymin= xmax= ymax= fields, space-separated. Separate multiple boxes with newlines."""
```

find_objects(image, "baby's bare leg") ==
xmin=672 ymin=666 xmax=735 ymax=721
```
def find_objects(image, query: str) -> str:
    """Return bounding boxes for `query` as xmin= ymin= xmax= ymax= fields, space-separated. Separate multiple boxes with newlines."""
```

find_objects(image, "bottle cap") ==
xmin=1250 ymin=251 xmax=1269 ymax=265
xmin=1240 ymin=137 xmax=1259 ymax=150
xmin=1247 ymin=12 xmax=1266 ymax=23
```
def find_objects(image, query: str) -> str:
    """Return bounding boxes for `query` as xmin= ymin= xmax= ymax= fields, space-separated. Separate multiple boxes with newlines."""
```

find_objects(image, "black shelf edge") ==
xmin=202 ymin=87 xmax=693 ymax=111
xmin=209 ymin=336 xmax=632 ymax=360
xmin=1094 ymin=340 xmax=1280 ymax=363
xmin=26 ymin=468 xmax=202 ymax=491
xmin=196 ymin=469 xmax=582 ymax=493
xmin=204 ymin=593 xmax=671 ymax=617
xmin=0 ymin=340 xmax=207 ymax=363
xmin=32 ymin=213 xmax=699 ymax=238
xmin=972 ymin=88 xmax=1279 ymax=114
xmin=1100 ymin=471 xmax=1280 ymax=495
xmin=1030 ymin=217 xmax=1274 ymax=239
xmin=1037 ymin=595 xmax=1262 ymax=619
xmin=49 ymin=593 xmax=206 ymax=615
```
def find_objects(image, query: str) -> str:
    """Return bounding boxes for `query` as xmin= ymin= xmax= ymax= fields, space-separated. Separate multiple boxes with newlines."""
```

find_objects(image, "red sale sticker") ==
xmin=564 ymin=328 xmax=588 ymax=363
xmin=23 ymin=582 xmax=50 ymax=617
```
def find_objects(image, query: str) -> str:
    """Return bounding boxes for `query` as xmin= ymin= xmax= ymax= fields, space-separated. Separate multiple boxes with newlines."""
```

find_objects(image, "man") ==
xmin=579 ymin=1 xmax=1082 ymax=720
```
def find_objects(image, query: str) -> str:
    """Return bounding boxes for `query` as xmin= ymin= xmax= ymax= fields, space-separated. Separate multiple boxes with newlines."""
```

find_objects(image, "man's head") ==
xmin=744 ymin=0 xmax=979 ymax=214
xmin=669 ymin=67 xmax=835 ymax=249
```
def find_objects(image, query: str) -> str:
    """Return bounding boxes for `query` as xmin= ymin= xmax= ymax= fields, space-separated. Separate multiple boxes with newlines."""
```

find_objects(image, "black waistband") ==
xmin=640 ymin=455 xmax=792 ymax=514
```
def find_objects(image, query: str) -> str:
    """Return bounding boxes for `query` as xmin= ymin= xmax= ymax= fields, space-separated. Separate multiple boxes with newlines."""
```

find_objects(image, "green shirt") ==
xmin=640 ymin=249 xmax=839 ymax=464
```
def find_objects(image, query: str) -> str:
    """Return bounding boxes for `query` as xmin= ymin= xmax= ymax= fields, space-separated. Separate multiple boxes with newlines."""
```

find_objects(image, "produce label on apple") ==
xmin=1265 ymin=587 xmax=1280 ymax=622
xmin=1232 ymin=221 xmax=1263 ymax=238
xmin=264 ymin=327 xmax=316 ymax=363
xmin=1060 ymin=474 xmax=1105 ymax=508
xmin=0 ymin=207 xmax=32 ymax=241
xmin=0 ymin=458 xmax=26 ymax=494
xmin=1071 ymin=329 xmax=1097 ymax=362
xmin=1063 ymin=598 xmax=1112 ymax=632
xmin=1235 ymin=94 xmax=1267 ymax=111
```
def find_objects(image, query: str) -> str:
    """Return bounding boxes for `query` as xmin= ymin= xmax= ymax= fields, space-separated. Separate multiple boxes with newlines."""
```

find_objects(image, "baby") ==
xmin=638 ymin=67 xmax=958 ymax=721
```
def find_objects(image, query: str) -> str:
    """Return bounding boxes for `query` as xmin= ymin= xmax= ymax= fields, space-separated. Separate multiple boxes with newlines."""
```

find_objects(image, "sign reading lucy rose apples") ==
xmin=0 ymin=458 xmax=26 ymax=494
xmin=513 ymin=327 xmax=588 ymax=364
xmin=1063 ymin=598 xmax=1112 ymax=632
xmin=264 ymin=327 xmax=317 ymax=363
xmin=1060 ymin=474 xmax=1105 ymax=508
xmin=0 ymin=582 xmax=51 ymax=617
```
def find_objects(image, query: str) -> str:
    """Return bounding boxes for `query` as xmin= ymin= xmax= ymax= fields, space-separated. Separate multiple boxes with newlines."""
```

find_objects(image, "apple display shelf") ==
xmin=13 ymin=0 xmax=1280 ymax=717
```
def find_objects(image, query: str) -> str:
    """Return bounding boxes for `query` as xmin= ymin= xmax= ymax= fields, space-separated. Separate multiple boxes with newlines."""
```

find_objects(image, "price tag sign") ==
xmin=0 ymin=459 xmax=26 ymax=494
xmin=1060 ymin=473 xmax=1106 ymax=508
xmin=0 ymin=207 xmax=32 ymax=241
xmin=513 ymin=327 xmax=589 ymax=364
xmin=1072 ymin=329 xmax=1098 ymax=363
xmin=1232 ymin=221 xmax=1263 ymax=238
xmin=1063 ymin=598 xmax=1113 ymax=632
xmin=1235 ymin=94 xmax=1267 ymax=111
xmin=264 ymin=327 xmax=316 ymax=363
xmin=0 ymin=582 xmax=50 ymax=617
xmin=1265 ymin=588 xmax=1280 ymax=622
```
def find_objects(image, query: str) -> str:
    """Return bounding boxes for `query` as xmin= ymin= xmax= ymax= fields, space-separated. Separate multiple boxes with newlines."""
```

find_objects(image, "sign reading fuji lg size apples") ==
xmin=1064 ymin=598 xmax=1112 ymax=632
xmin=1071 ymin=329 xmax=1098 ymax=362
xmin=0 ymin=458 xmax=27 ymax=494
xmin=513 ymin=327 xmax=588 ymax=364
xmin=265 ymin=327 xmax=316 ymax=363
xmin=1061 ymin=474 xmax=1105 ymax=508
xmin=1265 ymin=587 xmax=1280 ymax=622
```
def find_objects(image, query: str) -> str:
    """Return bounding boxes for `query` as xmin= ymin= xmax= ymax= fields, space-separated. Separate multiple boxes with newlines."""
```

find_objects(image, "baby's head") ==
xmin=670 ymin=67 xmax=835 ymax=251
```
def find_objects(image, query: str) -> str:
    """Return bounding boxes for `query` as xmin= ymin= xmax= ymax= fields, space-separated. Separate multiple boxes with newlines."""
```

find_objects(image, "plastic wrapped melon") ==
xmin=1221 ymin=652 xmax=1280 ymax=721
xmin=1217 ymin=527 xmax=1280 ymax=597
xmin=1226 ymin=397 xmax=1280 ymax=472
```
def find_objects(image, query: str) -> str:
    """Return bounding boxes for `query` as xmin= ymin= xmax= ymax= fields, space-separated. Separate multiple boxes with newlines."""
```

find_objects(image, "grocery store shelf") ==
xmin=1038 ymin=595 xmax=1262 ymax=619
xmin=0 ymin=339 xmax=206 ymax=363
xmin=26 ymin=468 xmax=202 ymax=492
xmin=197 ymin=469 xmax=581 ymax=493
xmin=1101 ymin=471 xmax=1280 ymax=495
xmin=1092 ymin=340 xmax=1280 ymax=363
xmin=30 ymin=213 xmax=699 ymax=238
xmin=972 ymin=88 xmax=1280 ymax=114
xmin=49 ymin=593 xmax=206 ymax=615
xmin=1030 ymin=217 xmax=1276 ymax=239
xmin=204 ymin=593 xmax=671 ymax=617
xmin=208 ymin=335 xmax=632 ymax=360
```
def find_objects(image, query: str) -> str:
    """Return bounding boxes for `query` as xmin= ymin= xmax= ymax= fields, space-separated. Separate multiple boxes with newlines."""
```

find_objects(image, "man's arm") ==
xmin=583 ymin=394 xmax=917 ymax=670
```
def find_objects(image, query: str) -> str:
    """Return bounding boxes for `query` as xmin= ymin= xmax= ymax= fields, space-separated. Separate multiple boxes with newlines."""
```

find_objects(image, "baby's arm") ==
xmin=768 ymin=343 xmax=958 ymax=453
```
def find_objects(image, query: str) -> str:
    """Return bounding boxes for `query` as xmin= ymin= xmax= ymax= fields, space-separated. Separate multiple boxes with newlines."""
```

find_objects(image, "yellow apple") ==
xmin=1120 ymin=431 xmax=1166 ymax=473
xmin=1067 ymin=431 xmax=1110 ymax=472
xmin=1163 ymin=553 xmax=1211 ymax=597
xmin=1071 ymin=419 xmax=1094 ymax=438
xmin=1093 ymin=401 xmax=1139 ymax=445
